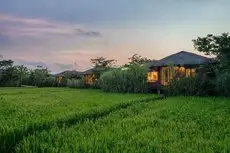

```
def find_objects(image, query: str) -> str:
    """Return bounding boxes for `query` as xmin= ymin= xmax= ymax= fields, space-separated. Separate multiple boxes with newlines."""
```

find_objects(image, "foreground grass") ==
xmin=0 ymin=88 xmax=156 ymax=152
xmin=16 ymin=97 xmax=230 ymax=153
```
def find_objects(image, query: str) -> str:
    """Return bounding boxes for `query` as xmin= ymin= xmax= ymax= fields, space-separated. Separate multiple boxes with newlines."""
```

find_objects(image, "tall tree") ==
xmin=128 ymin=54 xmax=152 ymax=66
xmin=16 ymin=65 xmax=28 ymax=86
xmin=33 ymin=65 xmax=50 ymax=87
xmin=0 ymin=59 xmax=19 ymax=86
xmin=0 ymin=59 xmax=14 ymax=69
xmin=90 ymin=57 xmax=116 ymax=68
xmin=193 ymin=33 xmax=230 ymax=68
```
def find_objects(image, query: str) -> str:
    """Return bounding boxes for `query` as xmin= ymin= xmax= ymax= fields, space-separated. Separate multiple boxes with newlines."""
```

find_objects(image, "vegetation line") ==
xmin=1 ymin=96 xmax=164 ymax=153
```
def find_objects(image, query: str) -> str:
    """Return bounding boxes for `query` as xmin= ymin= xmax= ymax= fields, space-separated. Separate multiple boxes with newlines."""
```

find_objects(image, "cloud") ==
xmin=84 ymin=31 xmax=101 ymax=37
xmin=0 ymin=14 xmax=102 ymax=38
xmin=0 ymin=14 xmax=56 ymax=28
xmin=14 ymin=59 xmax=75 ymax=73
xmin=0 ymin=14 xmax=104 ymax=57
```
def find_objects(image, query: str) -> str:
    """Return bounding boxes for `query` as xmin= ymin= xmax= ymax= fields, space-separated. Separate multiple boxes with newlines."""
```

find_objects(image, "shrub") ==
xmin=91 ymin=80 xmax=101 ymax=89
xmin=42 ymin=76 xmax=56 ymax=87
xmin=164 ymin=69 xmax=217 ymax=96
xmin=67 ymin=78 xmax=85 ymax=88
xmin=99 ymin=64 xmax=148 ymax=93
xmin=216 ymin=71 xmax=230 ymax=97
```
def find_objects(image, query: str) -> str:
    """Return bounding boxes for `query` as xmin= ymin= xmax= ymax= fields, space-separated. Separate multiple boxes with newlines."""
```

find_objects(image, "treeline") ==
xmin=0 ymin=60 xmax=56 ymax=87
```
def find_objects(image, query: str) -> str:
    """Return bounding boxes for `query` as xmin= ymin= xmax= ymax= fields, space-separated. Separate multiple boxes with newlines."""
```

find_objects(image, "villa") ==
xmin=147 ymin=51 xmax=216 ymax=88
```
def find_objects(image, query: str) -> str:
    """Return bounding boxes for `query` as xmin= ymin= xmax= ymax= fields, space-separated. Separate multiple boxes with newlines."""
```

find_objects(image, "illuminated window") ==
xmin=147 ymin=71 xmax=158 ymax=82
xmin=185 ymin=68 xmax=196 ymax=77
xmin=179 ymin=67 xmax=185 ymax=77
xmin=173 ymin=67 xmax=179 ymax=78
xmin=85 ymin=74 xmax=94 ymax=84
xmin=191 ymin=69 xmax=196 ymax=77
xmin=160 ymin=67 xmax=170 ymax=85
xmin=159 ymin=67 xmax=196 ymax=86
xmin=186 ymin=69 xmax=191 ymax=77
xmin=56 ymin=76 xmax=63 ymax=83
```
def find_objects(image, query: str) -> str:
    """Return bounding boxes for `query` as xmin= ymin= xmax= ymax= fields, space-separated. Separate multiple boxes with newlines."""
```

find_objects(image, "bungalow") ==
xmin=83 ymin=67 xmax=107 ymax=85
xmin=147 ymin=51 xmax=216 ymax=88
xmin=55 ymin=70 xmax=83 ymax=84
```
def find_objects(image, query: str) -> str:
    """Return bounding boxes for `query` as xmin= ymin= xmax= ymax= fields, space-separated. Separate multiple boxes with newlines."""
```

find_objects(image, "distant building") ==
xmin=83 ymin=67 xmax=108 ymax=85
xmin=55 ymin=70 xmax=83 ymax=84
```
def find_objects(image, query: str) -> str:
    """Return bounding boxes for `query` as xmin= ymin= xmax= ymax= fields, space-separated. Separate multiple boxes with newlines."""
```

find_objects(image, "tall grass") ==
xmin=216 ymin=71 xmax=230 ymax=96
xmin=66 ymin=78 xmax=85 ymax=88
xmin=99 ymin=64 xmax=149 ymax=93
xmin=0 ymin=88 xmax=156 ymax=153
xmin=16 ymin=97 xmax=230 ymax=153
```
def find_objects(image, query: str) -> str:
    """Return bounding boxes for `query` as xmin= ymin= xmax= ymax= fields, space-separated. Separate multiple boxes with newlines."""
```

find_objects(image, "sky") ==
xmin=0 ymin=0 xmax=230 ymax=73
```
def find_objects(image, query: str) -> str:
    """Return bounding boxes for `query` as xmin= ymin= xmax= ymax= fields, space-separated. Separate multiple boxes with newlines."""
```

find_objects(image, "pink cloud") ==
xmin=0 ymin=14 xmax=55 ymax=27
xmin=0 ymin=14 xmax=102 ymax=38
xmin=3 ymin=48 xmax=102 ymax=71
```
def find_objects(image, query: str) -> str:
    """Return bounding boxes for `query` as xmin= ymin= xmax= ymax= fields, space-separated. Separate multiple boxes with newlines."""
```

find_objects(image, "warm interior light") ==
xmin=147 ymin=71 xmax=158 ymax=82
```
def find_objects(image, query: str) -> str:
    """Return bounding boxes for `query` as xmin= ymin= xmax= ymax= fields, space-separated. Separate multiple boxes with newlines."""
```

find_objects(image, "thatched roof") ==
xmin=150 ymin=51 xmax=216 ymax=68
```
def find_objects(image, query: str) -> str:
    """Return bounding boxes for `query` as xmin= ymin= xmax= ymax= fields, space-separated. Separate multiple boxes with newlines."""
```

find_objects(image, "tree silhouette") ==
xmin=127 ymin=54 xmax=151 ymax=66
xmin=90 ymin=57 xmax=116 ymax=68
xmin=193 ymin=33 xmax=230 ymax=68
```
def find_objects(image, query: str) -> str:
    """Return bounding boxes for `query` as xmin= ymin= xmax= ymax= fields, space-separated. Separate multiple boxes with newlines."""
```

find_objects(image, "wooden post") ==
xmin=157 ymin=80 xmax=161 ymax=95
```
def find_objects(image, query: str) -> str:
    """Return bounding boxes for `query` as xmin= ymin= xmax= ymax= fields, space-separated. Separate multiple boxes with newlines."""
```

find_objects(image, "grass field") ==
xmin=0 ymin=88 xmax=157 ymax=153
xmin=1 ymin=88 xmax=230 ymax=153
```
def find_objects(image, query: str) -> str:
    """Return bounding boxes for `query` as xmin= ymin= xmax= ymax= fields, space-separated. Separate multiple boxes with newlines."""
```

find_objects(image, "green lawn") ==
xmin=1 ymin=88 xmax=230 ymax=153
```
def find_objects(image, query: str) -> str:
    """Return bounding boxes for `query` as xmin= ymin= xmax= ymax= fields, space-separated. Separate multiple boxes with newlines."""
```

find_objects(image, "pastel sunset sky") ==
xmin=0 ymin=0 xmax=229 ymax=73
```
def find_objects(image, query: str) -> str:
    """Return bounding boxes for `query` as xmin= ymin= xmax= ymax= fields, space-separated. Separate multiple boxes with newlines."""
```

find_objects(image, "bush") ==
xmin=164 ymin=71 xmax=217 ymax=96
xmin=91 ymin=80 xmax=101 ymax=89
xmin=99 ymin=64 xmax=148 ymax=93
xmin=67 ymin=78 xmax=85 ymax=88
xmin=56 ymin=78 xmax=67 ymax=87
xmin=163 ymin=64 xmax=221 ymax=96
xmin=164 ymin=64 xmax=230 ymax=97
xmin=216 ymin=71 xmax=230 ymax=97
xmin=42 ymin=76 xmax=56 ymax=87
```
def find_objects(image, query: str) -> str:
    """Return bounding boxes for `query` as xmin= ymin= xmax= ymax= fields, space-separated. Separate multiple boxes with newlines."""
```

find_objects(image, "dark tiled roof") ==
xmin=55 ymin=70 xmax=83 ymax=77
xmin=150 ymin=51 xmax=217 ymax=68
xmin=83 ymin=67 xmax=107 ymax=75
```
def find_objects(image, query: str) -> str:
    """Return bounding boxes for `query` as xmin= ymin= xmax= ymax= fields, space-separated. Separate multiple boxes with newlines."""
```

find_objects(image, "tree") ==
xmin=0 ymin=59 xmax=14 ymax=69
xmin=192 ymin=33 xmax=230 ymax=97
xmin=128 ymin=54 xmax=151 ymax=65
xmin=0 ymin=59 xmax=19 ymax=86
xmin=0 ymin=57 xmax=56 ymax=87
xmin=90 ymin=57 xmax=116 ymax=68
xmin=193 ymin=33 xmax=230 ymax=69
xmin=33 ymin=65 xmax=51 ymax=87
xmin=16 ymin=65 xmax=29 ymax=86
